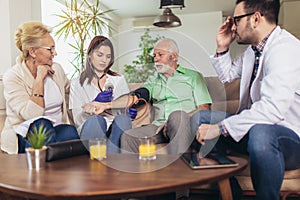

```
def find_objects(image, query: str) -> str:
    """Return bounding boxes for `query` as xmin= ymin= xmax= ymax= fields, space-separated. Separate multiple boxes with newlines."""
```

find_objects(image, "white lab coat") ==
xmin=211 ymin=26 xmax=300 ymax=142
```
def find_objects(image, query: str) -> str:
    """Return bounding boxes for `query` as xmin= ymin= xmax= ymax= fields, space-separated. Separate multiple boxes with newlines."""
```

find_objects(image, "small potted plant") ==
xmin=25 ymin=123 xmax=51 ymax=170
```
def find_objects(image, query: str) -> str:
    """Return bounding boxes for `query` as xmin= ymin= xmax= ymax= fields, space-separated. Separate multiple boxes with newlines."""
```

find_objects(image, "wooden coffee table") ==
xmin=0 ymin=153 xmax=247 ymax=200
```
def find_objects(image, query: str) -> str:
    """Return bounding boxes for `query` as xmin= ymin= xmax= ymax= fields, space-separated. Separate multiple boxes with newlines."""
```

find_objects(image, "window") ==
xmin=41 ymin=0 xmax=76 ymax=78
xmin=41 ymin=0 xmax=110 ymax=79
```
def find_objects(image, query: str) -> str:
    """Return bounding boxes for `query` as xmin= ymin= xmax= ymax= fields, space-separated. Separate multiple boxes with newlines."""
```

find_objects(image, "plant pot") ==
xmin=25 ymin=146 xmax=47 ymax=171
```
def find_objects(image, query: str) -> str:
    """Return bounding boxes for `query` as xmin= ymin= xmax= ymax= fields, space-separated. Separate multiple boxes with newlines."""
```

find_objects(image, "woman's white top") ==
xmin=69 ymin=74 xmax=130 ymax=133
xmin=14 ymin=76 xmax=63 ymax=137
xmin=44 ymin=76 xmax=63 ymax=126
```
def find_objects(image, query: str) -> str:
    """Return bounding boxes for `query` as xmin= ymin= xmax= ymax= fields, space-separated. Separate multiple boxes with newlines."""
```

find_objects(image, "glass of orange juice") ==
xmin=139 ymin=136 xmax=156 ymax=161
xmin=89 ymin=138 xmax=107 ymax=160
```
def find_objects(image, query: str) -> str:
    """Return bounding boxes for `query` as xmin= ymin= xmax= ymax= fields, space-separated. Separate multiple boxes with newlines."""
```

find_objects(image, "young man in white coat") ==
xmin=191 ymin=0 xmax=300 ymax=199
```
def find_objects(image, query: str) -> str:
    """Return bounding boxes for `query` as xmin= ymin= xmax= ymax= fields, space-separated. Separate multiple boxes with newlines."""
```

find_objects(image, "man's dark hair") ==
xmin=236 ymin=0 xmax=280 ymax=25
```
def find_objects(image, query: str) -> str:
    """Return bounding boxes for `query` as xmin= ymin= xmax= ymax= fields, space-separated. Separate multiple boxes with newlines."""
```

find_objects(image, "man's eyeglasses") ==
xmin=233 ymin=12 xmax=255 ymax=26
xmin=37 ymin=46 xmax=56 ymax=54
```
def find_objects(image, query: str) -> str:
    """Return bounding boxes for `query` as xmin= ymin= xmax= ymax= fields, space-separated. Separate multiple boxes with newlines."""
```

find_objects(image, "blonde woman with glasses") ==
xmin=1 ymin=21 xmax=79 ymax=154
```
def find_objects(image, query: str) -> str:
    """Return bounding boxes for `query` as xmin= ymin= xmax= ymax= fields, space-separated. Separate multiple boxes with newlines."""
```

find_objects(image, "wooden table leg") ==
xmin=218 ymin=178 xmax=233 ymax=200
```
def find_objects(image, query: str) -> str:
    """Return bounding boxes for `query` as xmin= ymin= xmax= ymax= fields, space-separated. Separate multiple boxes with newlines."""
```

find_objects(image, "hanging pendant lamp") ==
xmin=153 ymin=8 xmax=181 ymax=28
xmin=153 ymin=0 xmax=184 ymax=28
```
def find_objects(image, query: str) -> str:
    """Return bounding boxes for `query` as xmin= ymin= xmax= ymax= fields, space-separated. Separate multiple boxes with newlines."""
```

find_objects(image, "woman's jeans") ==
xmin=18 ymin=118 xmax=79 ymax=153
xmin=80 ymin=114 xmax=132 ymax=153
xmin=191 ymin=110 xmax=300 ymax=200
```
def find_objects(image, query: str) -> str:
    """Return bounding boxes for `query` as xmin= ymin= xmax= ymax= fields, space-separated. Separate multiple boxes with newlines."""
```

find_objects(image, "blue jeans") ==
xmin=80 ymin=114 xmax=132 ymax=153
xmin=191 ymin=110 xmax=300 ymax=200
xmin=18 ymin=118 xmax=79 ymax=153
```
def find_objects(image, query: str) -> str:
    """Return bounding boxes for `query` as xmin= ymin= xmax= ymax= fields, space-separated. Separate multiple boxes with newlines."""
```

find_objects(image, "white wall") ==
xmin=114 ymin=11 xmax=246 ymax=77
xmin=0 ymin=0 xmax=41 ymax=110
xmin=0 ymin=0 xmax=41 ymax=76
xmin=114 ymin=12 xmax=223 ymax=77
xmin=0 ymin=0 xmax=12 ymax=76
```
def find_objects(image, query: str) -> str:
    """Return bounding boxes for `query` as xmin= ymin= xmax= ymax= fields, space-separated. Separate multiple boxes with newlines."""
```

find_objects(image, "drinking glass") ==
xmin=89 ymin=138 xmax=107 ymax=160
xmin=139 ymin=136 xmax=156 ymax=161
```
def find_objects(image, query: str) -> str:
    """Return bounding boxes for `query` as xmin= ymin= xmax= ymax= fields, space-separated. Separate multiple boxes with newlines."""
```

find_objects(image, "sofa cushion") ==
xmin=211 ymin=100 xmax=240 ymax=115
xmin=204 ymin=77 xmax=240 ymax=114
xmin=204 ymin=77 xmax=240 ymax=101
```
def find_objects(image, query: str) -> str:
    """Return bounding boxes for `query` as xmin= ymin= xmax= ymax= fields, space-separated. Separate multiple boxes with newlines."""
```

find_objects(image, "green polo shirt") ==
xmin=143 ymin=65 xmax=212 ymax=126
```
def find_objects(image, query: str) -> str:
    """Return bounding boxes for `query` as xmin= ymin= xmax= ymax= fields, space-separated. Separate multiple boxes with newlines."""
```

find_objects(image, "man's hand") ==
xmin=216 ymin=16 xmax=236 ymax=52
xmin=155 ymin=123 xmax=167 ymax=138
xmin=196 ymin=124 xmax=221 ymax=145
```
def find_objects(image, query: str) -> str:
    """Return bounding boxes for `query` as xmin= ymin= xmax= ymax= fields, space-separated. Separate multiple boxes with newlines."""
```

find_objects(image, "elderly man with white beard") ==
xmin=120 ymin=38 xmax=212 ymax=154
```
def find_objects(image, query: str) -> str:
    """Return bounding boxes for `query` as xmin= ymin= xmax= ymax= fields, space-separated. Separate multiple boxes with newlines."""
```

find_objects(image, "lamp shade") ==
xmin=153 ymin=8 xmax=181 ymax=28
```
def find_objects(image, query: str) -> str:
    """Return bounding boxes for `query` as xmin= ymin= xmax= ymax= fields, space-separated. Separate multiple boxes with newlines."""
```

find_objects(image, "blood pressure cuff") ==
xmin=46 ymin=139 xmax=89 ymax=162
xmin=132 ymin=87 xmax=150 ymax=107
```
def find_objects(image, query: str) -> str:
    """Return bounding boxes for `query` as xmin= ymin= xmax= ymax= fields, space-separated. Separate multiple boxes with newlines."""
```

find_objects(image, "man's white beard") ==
xmin=155 ymin=62 xmax=172 ymax=74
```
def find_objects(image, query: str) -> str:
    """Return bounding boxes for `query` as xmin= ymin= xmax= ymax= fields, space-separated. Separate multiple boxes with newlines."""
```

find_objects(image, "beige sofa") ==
xmin=130 ymin=76 xmax=300 ymax=198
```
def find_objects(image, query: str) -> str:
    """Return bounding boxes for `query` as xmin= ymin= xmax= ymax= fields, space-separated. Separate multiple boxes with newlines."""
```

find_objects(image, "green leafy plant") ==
xmin=124 ymin=29 xmax=163 ymax=83
xmin=54 ymin=0 xmax=114 ymax=78
xmin=27 ymin=124 xmax=51 ymax=149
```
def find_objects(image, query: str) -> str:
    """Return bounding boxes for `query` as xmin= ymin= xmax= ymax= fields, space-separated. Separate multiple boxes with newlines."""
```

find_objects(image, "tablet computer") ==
xmin=181 ymin=152 xmax=239 ymax=169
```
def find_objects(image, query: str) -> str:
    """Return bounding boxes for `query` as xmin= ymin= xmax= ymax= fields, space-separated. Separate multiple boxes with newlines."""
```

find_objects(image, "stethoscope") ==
xmin=88 ymin=57 xmax=114 ymax=116
xmin=88 ymin=57 xmax=106 ymax=91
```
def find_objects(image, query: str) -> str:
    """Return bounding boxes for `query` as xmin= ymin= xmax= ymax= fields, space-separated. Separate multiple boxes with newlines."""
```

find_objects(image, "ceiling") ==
xmin=100 ymin=0 xmax=237 ymax=19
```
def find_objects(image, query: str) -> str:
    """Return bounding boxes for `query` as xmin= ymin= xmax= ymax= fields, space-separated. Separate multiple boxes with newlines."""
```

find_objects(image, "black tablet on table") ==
xmin=181 ymin=151 xmax=239 ymax=169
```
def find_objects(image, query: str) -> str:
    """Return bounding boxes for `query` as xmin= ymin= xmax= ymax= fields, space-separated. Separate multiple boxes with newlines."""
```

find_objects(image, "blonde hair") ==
xmin=15 ymin=21 xmax=52 ymax=61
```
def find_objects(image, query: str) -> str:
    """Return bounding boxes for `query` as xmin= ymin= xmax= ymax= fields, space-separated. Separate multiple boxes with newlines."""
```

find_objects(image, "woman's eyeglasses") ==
xmin=37 ymin=46 xmax=56 ymax=54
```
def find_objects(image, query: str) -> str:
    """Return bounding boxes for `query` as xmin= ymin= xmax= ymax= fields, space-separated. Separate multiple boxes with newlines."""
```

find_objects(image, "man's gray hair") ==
xmin=155 ymin=38 xmax=179 ymax=54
